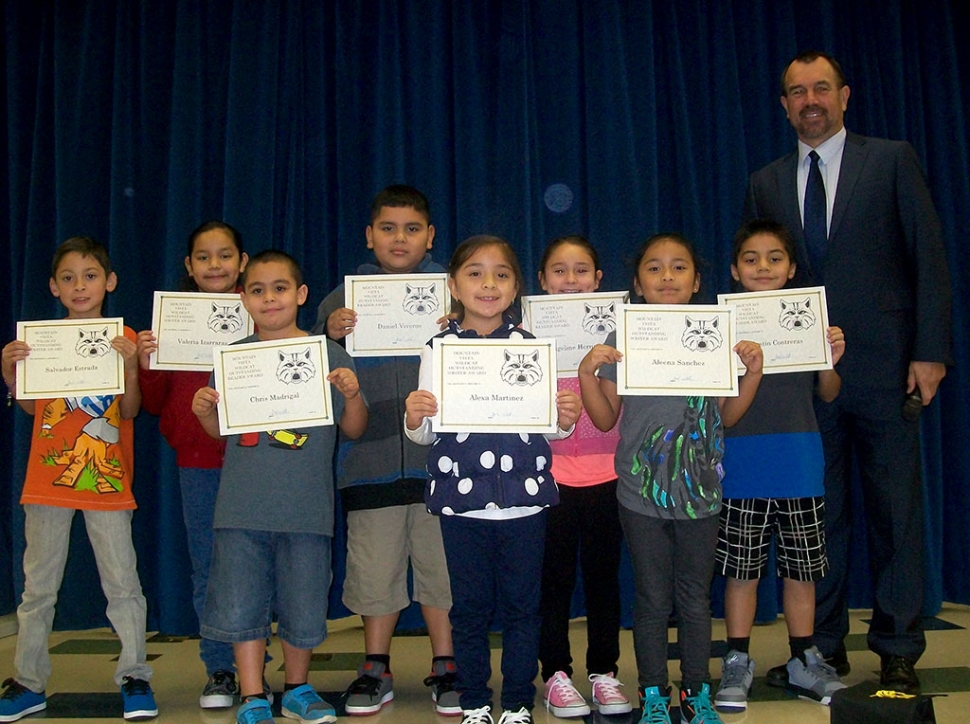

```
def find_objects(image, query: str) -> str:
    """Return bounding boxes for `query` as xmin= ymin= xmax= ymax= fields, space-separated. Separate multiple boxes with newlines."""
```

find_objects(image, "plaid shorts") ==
xmin=715 ymin=496 xmax=828 ymax=582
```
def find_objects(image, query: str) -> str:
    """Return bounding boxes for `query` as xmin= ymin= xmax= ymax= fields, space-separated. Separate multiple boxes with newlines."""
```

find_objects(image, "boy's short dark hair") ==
xmin=51 ymin=236 xmax=112 ymax=277
xmin=242 ymin=249 xmax=303 ymax=287
xmin=732 ymin=219 xmax=797 ymax=264
xmin=370 ymin=185 xmax=431 ymax=224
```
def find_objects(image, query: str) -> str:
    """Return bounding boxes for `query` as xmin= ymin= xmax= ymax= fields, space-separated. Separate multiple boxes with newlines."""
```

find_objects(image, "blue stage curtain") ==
xmin=1 ymin=0 xmax=968 ymax=634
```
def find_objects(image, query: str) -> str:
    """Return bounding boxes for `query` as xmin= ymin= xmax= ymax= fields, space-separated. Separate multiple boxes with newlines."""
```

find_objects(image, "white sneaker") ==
xmin=497 ymin=707 xmax=533 ymax=724
xmin=589 ymin=672 xmax=632 ymax=715
xmin=461 ymin=705 xmax=494 ymax=724
xmin=543 ymin=671 xmax=590 ymax=718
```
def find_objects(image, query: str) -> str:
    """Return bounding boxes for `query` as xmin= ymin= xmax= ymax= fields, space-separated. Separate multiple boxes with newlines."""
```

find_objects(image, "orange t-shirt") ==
xmin=19 ymin=326 xmax=137 ymax=511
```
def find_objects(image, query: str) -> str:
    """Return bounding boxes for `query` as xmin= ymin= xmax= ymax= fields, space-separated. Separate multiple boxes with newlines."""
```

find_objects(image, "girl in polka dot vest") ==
xmin=405 ymin=236 xmax=581 ymax=722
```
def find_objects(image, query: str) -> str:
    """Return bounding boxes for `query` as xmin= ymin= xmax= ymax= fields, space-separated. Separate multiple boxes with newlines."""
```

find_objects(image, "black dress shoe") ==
xmin=880 ymin=655 xmax=921 ymax=696
xmin=765 ymin=648 xmax=850 ymax=688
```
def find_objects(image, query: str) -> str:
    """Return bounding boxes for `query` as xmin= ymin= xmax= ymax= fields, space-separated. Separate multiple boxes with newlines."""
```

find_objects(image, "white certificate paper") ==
xmin=345 ymin=273 xmax=450 ymax=357
xmin=150 ymin=291 xmax=255 ymax=371
xmin=616 ymin=305 xmax=738 ymax=396
xmin=520 ymin=291 xmax=628 ymax=376
xmin=717 ymin=287 xmax=832 ymax=374
xmin=431 ymin=337 xmax=558 ymax=434
xmin=213 ymin=337 xmax=334 ymax=436
xmin=15 ymin=318 xmax=126 ymax=400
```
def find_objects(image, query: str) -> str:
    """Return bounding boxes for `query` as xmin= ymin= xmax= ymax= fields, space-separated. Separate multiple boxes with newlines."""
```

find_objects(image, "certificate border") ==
xmin=432 ymin=337 xmax=558 ymax=434
xmin=151 ymin=291 xmax=255 ymax=371
xmin=520 ymin=291 xmax=628 ymax=377
xmin=345 ymin=273 xmax=450 ymax=357
xmin=717 ymin=286 xmax=832 ymax=374
xmin=214 ymin=337 xmax=334 ymax=436
xmin=616 ymin=305 xmax=739 ymax=396
xmin=16 ymin=318 xmax=126 ymax=399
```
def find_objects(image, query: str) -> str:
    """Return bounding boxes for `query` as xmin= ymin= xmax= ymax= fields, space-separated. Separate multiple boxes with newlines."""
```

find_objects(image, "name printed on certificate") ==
xmin=431 ymin=337 xmax=558 ymax=434
xmin=521 ymin=291 xmax=628 ymax=376
xmin=717 ymin=286 xmax=832 ymax=374
xmin=345 ymin=273 xmax=450 ymax=356
xmin=150 ymin=291 xmax=254 ymax=371
xmin=616 ymin=305 xmax=738 ymax=397
xmin=213 ymin=337 xmax=334 ymax=436
xmin=16 ymin=318 xmax=126 ymax=400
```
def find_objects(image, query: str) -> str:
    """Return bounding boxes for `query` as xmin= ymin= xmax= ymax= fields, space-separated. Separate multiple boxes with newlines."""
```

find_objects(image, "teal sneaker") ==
xmin=280 ymin=684 xmax=336 ymax=723
xmin=638 ymin=685 xmax=672 ymax=724
xmin=679 ymin=683 xmax=721 ymax=723
xmin=237 ymin=697 xmax=274 ymax=724
xmin=0 ymin=679 xmax=47 ymax=723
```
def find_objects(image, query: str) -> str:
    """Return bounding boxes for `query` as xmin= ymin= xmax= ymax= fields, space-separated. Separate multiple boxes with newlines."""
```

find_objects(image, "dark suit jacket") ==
xmin=743 ymin=131 xmax=952 ymax=394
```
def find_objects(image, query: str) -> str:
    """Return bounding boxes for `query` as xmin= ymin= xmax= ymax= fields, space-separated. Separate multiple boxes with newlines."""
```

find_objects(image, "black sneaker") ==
xmin=200 ymin=669 xmax=238 ymax=709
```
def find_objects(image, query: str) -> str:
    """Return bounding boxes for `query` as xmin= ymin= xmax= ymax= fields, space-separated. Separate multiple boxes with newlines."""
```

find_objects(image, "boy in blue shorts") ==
xmin=714 ymin=220 xmax=847 ymax=711
xmin=312 ymin=185 xmax=458 ymax=716
xmin=0 ymin=237 xmax=156 ymax=722
xmin=193 ymin=250 xmax=368 ymax=724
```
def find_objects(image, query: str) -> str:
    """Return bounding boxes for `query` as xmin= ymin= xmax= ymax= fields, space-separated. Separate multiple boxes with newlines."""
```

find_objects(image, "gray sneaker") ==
xmin=200 ymin=670 xmax=238 ymax=708
xmin=345 ymin=660 xmax=394 ymax=715
xmin=786 ymin=646 xmax=847 ymax=705
xmin=715 ymin=650 xmax=754 ymax=711
xmin=424 ymin=658 xmax=461 ymax=716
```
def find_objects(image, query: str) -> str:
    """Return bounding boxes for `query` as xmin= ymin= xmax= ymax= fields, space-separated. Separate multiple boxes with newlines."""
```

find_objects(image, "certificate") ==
xmin=520 ymin=291 xmax=628 ymax=376
xmin=213 ymin=337 xmax=334 ymax=436
xmin=15 ymin=318 xmax=126 ymax=400
xmin=616 ymin=305 xmax=738 ymax=396
xmin=150 ymin=291 xmax=254 ymax=371
xmin=717 ymin=287 xmax=832 ymax=374
xmin=431 ymin=337 xmax=558 ymax=434
xmin=345 ymin=273 xmax=450 ymax=356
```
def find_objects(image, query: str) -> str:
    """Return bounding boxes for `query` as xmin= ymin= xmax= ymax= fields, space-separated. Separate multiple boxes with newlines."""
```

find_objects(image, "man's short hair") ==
xmin=781 ymin=51 xmax=847 ymax=95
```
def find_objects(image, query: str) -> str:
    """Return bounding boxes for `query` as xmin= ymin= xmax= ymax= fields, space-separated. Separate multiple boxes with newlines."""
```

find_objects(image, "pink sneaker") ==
xmin=589 ymin=673 xmax=632 ymax=715
xmin=544 ymin=671 xmax=590 ymax=718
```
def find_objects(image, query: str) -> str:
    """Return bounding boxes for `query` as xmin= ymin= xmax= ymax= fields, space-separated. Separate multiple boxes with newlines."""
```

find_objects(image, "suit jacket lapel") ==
xmin=831 ymin=132 xmax=867 ymax=239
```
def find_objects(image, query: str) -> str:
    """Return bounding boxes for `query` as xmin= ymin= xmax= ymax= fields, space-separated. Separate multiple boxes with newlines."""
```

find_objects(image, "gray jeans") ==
xmin=16 ymin=505 xmax=151 ymax=692
xmin=619 ymin=505 xmax=719 ymax=691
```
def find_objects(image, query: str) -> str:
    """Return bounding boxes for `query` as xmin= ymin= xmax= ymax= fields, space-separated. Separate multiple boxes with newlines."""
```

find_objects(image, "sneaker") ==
xmin=0 ymin=679 xmax=47 ymax=723
xmin=237 ymin=697 xmax=275 ymax=724
xmin=280 ymin=684 xmax=337 ymax=723
xmin=120 ymin=676 xmax=158 ymax=721
xmin=461 ymin=705 xmax=494 ymax=724
xmin=344 ymin=660 xmax=394 ymax=715
xmin=638 ymin=685 xmax=672 ymax=724
xmin=424 ymin=658 xmax=461 ymax=716
xmin=786 ymin=646 xmax=847 ymax=705
xmin=767 ymin=647 xmax=850 ymax=687
xmin=200 ymin=670 xmax=238 ymax=709
xmin=589 ymin=672 xmax=632 ymax=715
xmin=679 ymin=683 xmax=722 ymax=724
xmin=497 ymin=707 xmax=533 ymax=724
xmin=543 ymin=671 xmax=590 ymax=718
xmin=714 ymin=650 xmax=754 ymax=712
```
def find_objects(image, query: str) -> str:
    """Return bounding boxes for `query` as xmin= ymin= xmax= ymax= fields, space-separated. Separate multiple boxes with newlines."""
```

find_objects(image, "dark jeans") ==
xmin=440 ymin=512 xmax=546 ymax=711
xmin=619 ymin=505 xmax=719 ymax=690
xmin=539 ymin=480 xmax=622 ymax=681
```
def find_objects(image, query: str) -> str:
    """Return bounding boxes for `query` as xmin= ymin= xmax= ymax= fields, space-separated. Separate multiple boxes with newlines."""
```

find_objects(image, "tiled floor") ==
xmin=0 ymin=606 xmax=968 ymax=722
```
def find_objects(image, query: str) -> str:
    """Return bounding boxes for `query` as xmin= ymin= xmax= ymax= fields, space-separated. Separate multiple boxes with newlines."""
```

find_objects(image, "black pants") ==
xmin=538 ymin=480 xmax=623 ymax=681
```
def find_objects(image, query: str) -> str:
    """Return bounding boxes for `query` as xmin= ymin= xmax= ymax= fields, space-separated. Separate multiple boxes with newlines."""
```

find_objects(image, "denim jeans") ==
xmin=201 ymin=529 xmax=331 ymax=649
xmin=179 ymin=467 xmax=236 ymax=674
xmin=16 ymin=504 xmax=152 ymax=692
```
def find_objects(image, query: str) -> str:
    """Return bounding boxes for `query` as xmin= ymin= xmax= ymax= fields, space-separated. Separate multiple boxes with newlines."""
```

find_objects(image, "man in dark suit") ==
xmin=743 ymin=51 xmax=952 ymax=695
